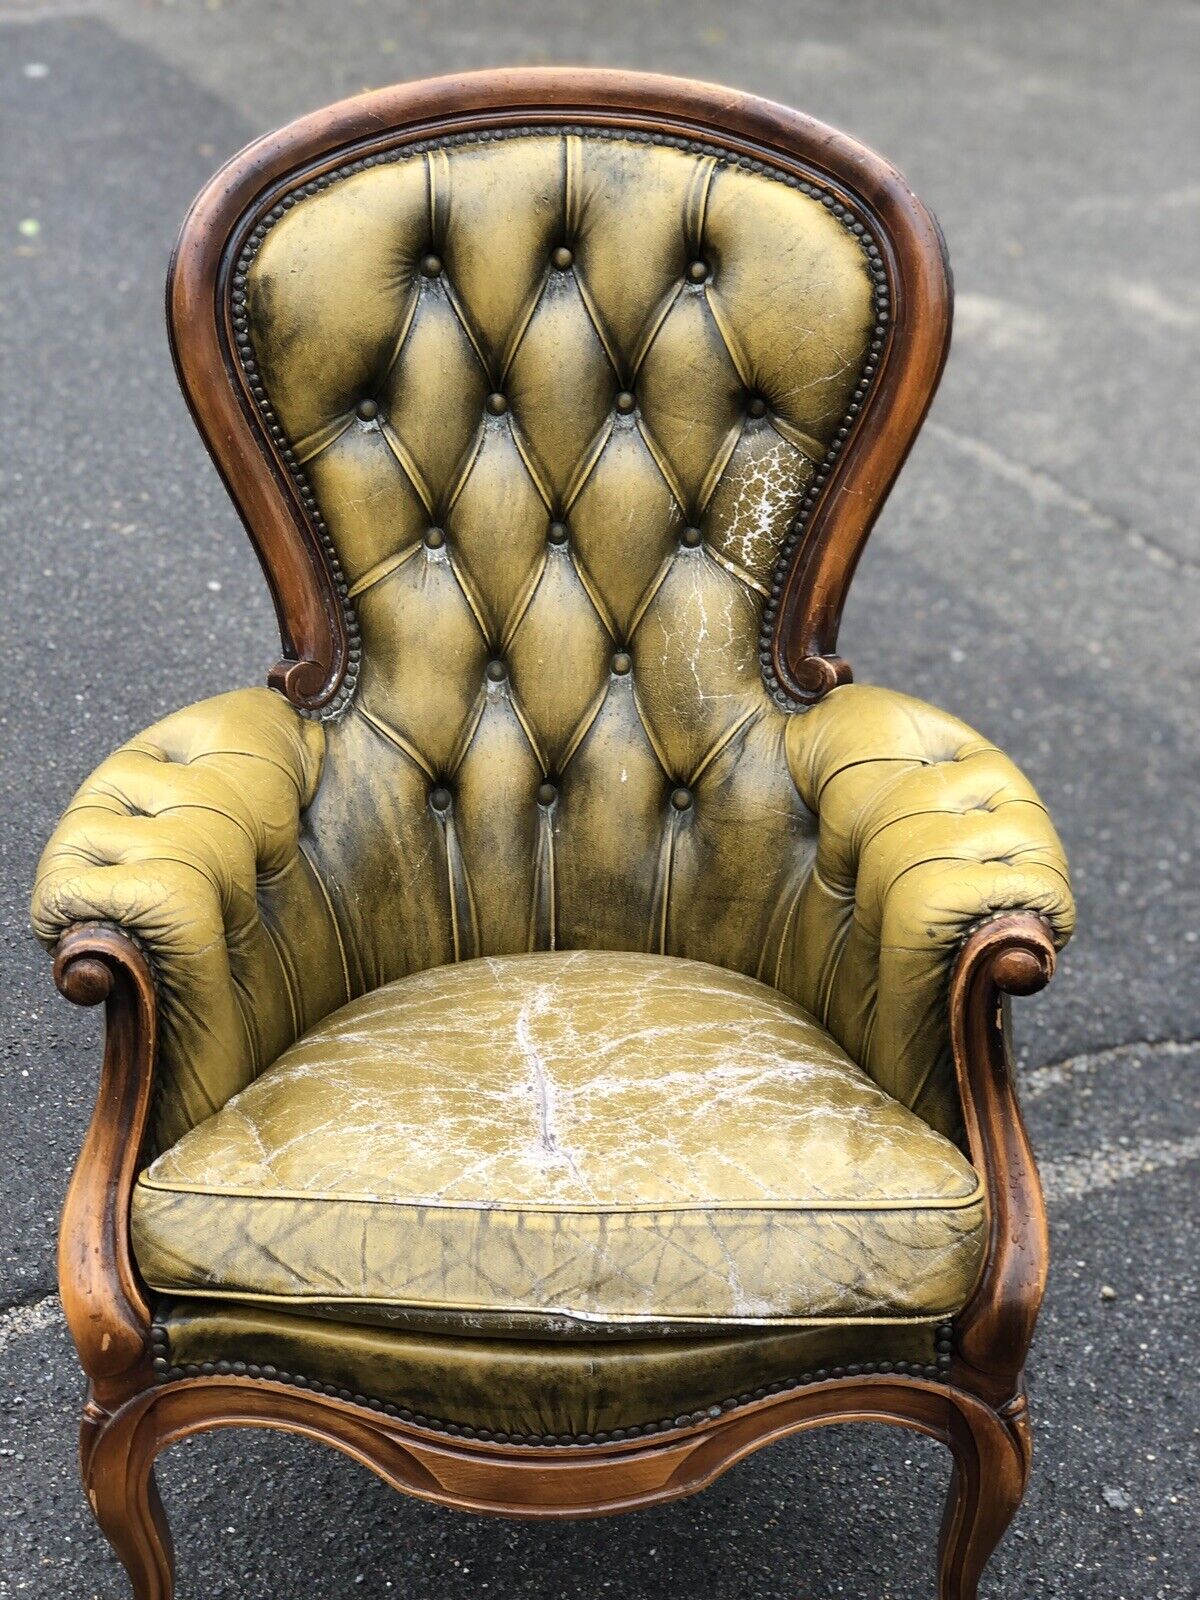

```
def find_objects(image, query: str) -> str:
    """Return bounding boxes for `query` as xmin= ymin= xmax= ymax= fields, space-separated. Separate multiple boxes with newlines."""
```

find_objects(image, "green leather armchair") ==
xmin=33 ymin=70 xmax=1074 ymax=1600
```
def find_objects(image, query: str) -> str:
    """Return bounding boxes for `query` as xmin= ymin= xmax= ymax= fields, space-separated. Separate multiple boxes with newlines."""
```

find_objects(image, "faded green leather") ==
xmin=782 ymin=685 xmax=1074 ymax=1132
xmin=31 ymin=689 xmax=345 ymax=1147
xmin=32 ymin=125 xmax=1075 ymax=1347
xmin=32 ymin=682 xmax=1073 ymax=1153
xmin=132 ymin=951 xmax=986 ymax=1332
xmin=161 ymin=1300 xmax=942 ymax=1437
xmin=247 ymin=128 xmax=871 ymax=1136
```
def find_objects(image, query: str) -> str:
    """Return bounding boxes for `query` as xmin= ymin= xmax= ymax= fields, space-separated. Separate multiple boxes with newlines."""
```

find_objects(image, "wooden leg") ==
xmin=82 ymin=1395 xmax=175 ymax=1600
xmin=937 ymin=1389 xmax=1030 ymax=1600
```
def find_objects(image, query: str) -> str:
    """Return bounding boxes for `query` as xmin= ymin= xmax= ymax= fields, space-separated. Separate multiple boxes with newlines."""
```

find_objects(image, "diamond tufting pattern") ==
xmin=243 ymin=127 xmax=876 ymax=1008
xmin=32 ymin=123 xmax=1074 ymax=1164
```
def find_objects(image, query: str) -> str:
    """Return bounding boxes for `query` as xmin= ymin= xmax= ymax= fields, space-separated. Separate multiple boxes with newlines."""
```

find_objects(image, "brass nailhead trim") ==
xmin=149 ymin=1320 xmax=953 ymax=1450
xmin=232 ymin=123 xmax=892 ymax=720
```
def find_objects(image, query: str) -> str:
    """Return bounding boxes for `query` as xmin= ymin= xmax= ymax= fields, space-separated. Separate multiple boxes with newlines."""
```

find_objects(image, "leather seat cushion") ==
xmin=131 ymin=951 xmax=986 ymax=1335
xmin=158 ymin=1300 xmax=947 ymax=1441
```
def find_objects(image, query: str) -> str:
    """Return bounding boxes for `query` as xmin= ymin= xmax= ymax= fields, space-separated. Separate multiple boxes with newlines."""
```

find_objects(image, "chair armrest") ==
xmin=784 ymin=684 xmax=1074 ymax=1138
xmin=32 ymin=687 xmax=349 ymax=1148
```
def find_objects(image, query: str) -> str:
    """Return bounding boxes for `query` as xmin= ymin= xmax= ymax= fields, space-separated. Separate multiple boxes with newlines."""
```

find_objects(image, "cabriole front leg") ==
xmin=83 ymin=1395 xmax=176 ymax=1600
xmin=937 ymin=1388 xmax=1029 ymax=1600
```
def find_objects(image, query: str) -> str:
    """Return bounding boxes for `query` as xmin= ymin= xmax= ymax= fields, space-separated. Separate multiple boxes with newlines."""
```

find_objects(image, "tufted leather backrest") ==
xmin=242 ymin=128 xmax=878 ymax=995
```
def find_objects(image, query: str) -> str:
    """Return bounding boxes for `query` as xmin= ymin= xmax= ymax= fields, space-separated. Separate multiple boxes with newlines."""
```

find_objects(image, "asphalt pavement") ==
xmin=1 ymin=1 xmax=1197 ymax=1595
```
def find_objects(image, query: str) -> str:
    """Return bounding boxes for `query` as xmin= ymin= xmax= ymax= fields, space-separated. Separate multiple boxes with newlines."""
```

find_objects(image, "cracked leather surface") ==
xmin=133 ymin=951 xmax=986 ymax=1331
xmin=32 ymin=129 xmax=1074 ymax=1344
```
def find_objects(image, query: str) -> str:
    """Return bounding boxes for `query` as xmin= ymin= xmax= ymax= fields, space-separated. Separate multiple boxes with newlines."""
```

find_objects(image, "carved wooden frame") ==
xmin=49 ymin=70 xmax=1054 ymax=1600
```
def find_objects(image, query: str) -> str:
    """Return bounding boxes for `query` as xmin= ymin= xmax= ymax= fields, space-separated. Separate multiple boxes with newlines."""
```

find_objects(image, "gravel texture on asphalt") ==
xmin=1 ymin=2 xmax=1196 ymax=1595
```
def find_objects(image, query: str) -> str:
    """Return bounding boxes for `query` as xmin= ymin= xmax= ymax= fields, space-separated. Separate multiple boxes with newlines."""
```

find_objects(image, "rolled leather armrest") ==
xmin=784 ymin=684 xmax=1075 ymax=1138
xmin=32 ymin=688 xmax=349 ymax=1148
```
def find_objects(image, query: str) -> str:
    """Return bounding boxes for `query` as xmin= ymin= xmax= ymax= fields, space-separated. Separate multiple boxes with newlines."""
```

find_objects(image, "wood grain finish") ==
xmin=950 ymin=914 xmax=1055 ymax=1409
xmin=53 ymin=925 xmax=157 ymax=1411
xmin=49 ymin=69 xmax=1053 ymax=1600
xmin=79 ymin=1368 xmax=1029 ymax=1599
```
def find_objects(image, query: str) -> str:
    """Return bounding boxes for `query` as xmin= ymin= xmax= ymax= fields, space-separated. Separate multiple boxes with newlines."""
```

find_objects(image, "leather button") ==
xmin=485 ymin=659 xmax=507 ymax=683
xmin=486 ymin=392 xmax=508 ymax=415
xmin=687 ymin=259 xmax=709 ymax=283
xmin=537 ymin=781 xmax=558 ymax=807
xmin=420 ymin=253 xmax=443 ymax=277
xmin=424 ymin=527 xmax=445 ymax=549
xmin=611 ymin=650 xmax=632 ymax=676
xmin=430 ymin=786 xmax=452 ymax=813
xmin=548 ymin=520 xmax=568 ymax=545
xmin=671 ymin=787 xmax=693 ymax=811
xmin=615 ymin=391 xmax=636 ymax=415
xmin=681 ymin=526 xmax=703 ymax=548
xmin=747 ymin=395 xmax=768 ymax=418
xmin=356 ymin=399 xmax=379 ymax=420
xmin=552 ymin=245 xmax=574 ymax=270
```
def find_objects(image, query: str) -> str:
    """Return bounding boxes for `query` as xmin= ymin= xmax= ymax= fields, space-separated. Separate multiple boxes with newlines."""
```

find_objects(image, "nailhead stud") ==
xmin=430 ymin=786 xmax=452 ymax=812
xmin=420 ymin=253 xmax=442 ymax=277
xmin=681 ymin=525 xmax=703 ymax=548
xmin=612 ymin=651 xmax=632 ymax=675
xmin=485 ymin=659 xmax=507 ymax=683
xmin=671 ymin=787 xmax=693 ymax=811
xmin=687 ymin=259 xmax=709 ymax=283
xmin=486 ymin=392 xmax=507 ymax=415
xmin=552 ymin=245 xmax=574 ymax=270
xmin=615 ymin=390 xmax=636 ymax=414
xmin=537 ymin=781 xmax=557 ymax=806
xmin=355 ymin=399 xmax=378 ymax=421
xmin=424 ymin=527 xmax=445 ymax=549
xmin=548 ymin=520 xmax=568 ymax=545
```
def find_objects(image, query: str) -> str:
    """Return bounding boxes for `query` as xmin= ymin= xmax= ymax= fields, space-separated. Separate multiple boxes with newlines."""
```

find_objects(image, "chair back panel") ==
xmin=242 ymin=128 xmax=876 ymax=985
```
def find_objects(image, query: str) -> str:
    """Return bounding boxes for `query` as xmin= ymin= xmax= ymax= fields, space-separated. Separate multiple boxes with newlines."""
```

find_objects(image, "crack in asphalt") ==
xmin=928 ymin=422 xmax=1200 ymax=577
xmin=0 ymin=1291 xmax=61 ymax=1356
xmin=1024 ymin=1036 xmax=1198 ymax=1097
xmin=1041 ymin=1134 xmax=1200 ymax=1203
